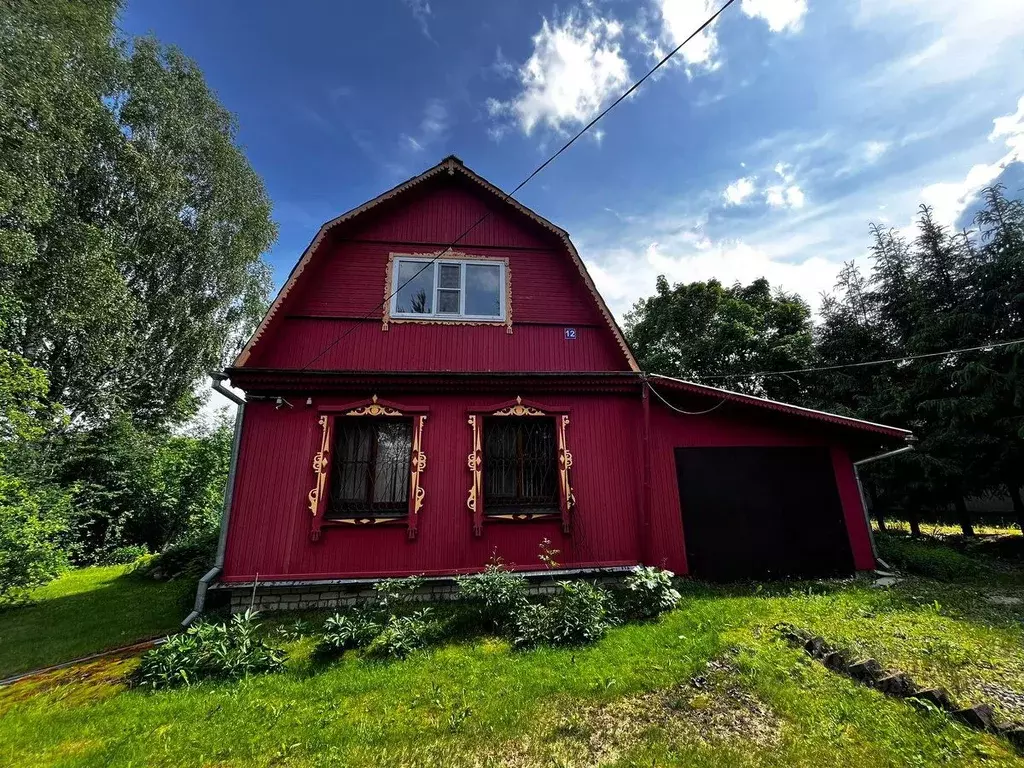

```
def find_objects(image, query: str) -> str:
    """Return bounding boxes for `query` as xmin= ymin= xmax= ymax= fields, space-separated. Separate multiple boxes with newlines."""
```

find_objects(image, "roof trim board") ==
xmin=233 ymin=156 xmax=640 ymax=371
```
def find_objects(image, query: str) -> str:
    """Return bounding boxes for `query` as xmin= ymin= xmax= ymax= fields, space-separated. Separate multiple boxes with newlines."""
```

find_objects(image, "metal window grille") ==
xmin=483 ymin=417 xmax=558 ymax=513
xmin=328 ymin=418 xmax=412 ymax=518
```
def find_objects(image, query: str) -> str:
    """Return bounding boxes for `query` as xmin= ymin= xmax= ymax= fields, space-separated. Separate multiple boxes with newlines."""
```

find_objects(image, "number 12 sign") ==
xmin=564 ymin=328 xmax=577 ymax=340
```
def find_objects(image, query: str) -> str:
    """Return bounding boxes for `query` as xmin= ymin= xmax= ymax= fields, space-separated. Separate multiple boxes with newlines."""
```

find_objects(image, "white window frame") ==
xmin=390 ymin=257 xmax=507 ymax=322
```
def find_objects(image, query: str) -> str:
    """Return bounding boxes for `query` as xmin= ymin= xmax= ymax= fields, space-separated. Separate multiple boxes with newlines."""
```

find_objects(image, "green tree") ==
xmin=1 ymin=1 xmax=274 ymax=428
xmin=624 ymin=276 xmax=815 ymax=402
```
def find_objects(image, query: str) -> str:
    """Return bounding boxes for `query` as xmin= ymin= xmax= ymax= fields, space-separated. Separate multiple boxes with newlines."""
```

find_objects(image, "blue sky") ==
xmin=120 ymin=0 xmax=1024 ymax=319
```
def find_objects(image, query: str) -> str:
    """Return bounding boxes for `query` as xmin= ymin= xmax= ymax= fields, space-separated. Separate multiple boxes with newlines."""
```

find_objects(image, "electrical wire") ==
xmin=298 ymin=0 xmax=740 ymax=371
xmin=695 ymin=337 xmax=1024 ymax=381
xmin=647 ymin=380 xmax=728 ymax=416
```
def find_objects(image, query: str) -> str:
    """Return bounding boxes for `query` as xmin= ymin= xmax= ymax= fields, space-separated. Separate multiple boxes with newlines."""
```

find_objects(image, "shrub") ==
xmin=364 ymin=610 xmax=433 ymax=660
xmin=101 ymin=544 xmax=150 ymax=565
xmin=314 ymin=611 xmax=382 ymax=658
xmin=0 ymin=474 xmax=68 ymax=604
xmin=147 ymin=527 xmax=218 ymax=581
xmin=511 ymin=580 xmax=611 ymax=649
xmin=132 ymin=610 xmax=285 ymax=689
xmin=456 ymin=560 xmax=528 ymax=632
xmin=619 ymin=566 xmax=681 ymax=619
xmin=373 ymin=575 xmax=426 ymax=611
xmin=876 ymin=533 xmax=982 ymax=581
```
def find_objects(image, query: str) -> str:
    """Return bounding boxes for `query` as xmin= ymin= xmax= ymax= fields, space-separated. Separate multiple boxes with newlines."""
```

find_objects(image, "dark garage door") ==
xmin=674 ymin=447 xmax=854 ymax=581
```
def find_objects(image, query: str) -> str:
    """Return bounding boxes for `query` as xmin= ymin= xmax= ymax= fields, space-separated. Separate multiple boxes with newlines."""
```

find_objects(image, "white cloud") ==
xmin=399 ymin=98 xmax=448 ymax=153
xmin=862 ymin=140 xmax=889 ymax=164
xmin=488 ymin=13 xmax=630 ymax=135
xmin=765 ymin=184 xmax=804 ymax=209
xmin=651 ymin=0 xmax=721 ymax=68
xmin=919 ymin=94 xmax=1024 ymax=225
xmin=723 ymin=176 xmax=757 ymax=205
xmin=402 ymin=0 xmax=434 ymax=40
xmin=741 ymin=0 xmax=808 ymax=33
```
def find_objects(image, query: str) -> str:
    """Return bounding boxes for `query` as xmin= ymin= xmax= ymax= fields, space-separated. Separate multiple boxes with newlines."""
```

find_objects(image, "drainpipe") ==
xmin=640 ymin=376 xmax=653 ymax=565
xmin=853 ymin=439 xmax=915 ymax=570
xmin=182 ymin=373 xmax=246 ymax=627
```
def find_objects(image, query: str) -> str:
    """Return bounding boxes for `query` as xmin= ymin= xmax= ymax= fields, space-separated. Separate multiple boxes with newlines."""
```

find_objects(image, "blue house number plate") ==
xmin=564 ymin=328 xmax=577 ymax=340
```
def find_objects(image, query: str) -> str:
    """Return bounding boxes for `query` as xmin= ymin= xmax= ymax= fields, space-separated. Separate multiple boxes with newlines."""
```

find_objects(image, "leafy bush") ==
xmin=456 ymin=560 xmax=528 ymax=632
xmin=373 ymin=575 xmax=426 ymax=611
xmin=618 ymin=566 xmax=680 ymax=619
xmin=147 ymin=527 xmax=218 ymax=581
xmin=132 ymin=610 xmax=285 ymax=689
xmin=314 ymin=611 xmax=382 ymax=658
xmin=364 ymin=610 xmax=434 ymax=660
xmin=101 ymin=544 xmax=150 ymax=565
xmin=511 ymin=580 xmax=611 ymax=649
xmin=877 ymin=533 xmax=982 ymax=581
xmin=0 ymin=474 xmax=69 ymax=603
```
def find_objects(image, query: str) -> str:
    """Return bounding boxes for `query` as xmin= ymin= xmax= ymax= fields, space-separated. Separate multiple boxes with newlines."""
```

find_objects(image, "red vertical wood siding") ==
xmin=246 ymin=176 xmax=630 ymax=373
xmin=222 ymin=392 xmax=875 ymax=581
xmin=644 ymin=401 xmax=875 ymax=574
xmin=222 ymin=393 xmax=644 ymax=581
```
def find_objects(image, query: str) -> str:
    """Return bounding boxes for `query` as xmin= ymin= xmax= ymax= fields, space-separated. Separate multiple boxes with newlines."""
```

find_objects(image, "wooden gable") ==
xmin=235 ymin=157 xmax=639 ymax=373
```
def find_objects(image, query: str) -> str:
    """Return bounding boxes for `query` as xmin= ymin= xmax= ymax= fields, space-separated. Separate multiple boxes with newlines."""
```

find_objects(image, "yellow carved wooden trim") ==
xmin=409 ymin=415 xmax=427 ymax=515
xmin=492 ymin=395 xmax=546 ymax=417
xmin=308 ymin=415 xmax=332 ymax=517
xmin=557 ymin=414 xmax=575 ymax=511
xmin=467 ymin=414 xmax=482 ymax=514
xmin=346 ymin=394 xmax=403 ymax=417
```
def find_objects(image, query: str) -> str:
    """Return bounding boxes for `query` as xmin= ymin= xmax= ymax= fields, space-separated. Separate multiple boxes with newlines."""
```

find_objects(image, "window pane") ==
xmin=465 ymin=264 xmax=502 ymax=317
xmin=329 ymin=419 xmax=412 ymax=517
xmin=395 ymin=261 xmax=434 ymax=314
xmin=439 ymin=263 xmax=461 ymax=289
xmin=437 ymin=289 xmax=460 ymax=314
xmin=483 ymin=417 xmax=558 ymax=512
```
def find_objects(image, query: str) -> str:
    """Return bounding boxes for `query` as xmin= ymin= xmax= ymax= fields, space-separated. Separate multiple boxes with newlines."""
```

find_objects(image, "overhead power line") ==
xmin=298 ymin=0 xmax=739 ymax=371
xmin=695 ymin=337 xmax=1024 ymax=381
xmin=647 ymin=381 xmax=728 ymax=415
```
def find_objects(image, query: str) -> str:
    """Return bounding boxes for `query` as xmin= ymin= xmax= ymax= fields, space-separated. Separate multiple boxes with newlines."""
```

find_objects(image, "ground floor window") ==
xmin=328 ymin=418 xmax=412 ymax=518
xmin=483 ymin=416 xmax=559 ymax=513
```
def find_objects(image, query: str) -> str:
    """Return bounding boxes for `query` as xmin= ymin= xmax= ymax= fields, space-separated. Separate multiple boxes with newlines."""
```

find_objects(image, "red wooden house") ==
xmin=203 ymin=156 xmax=911 ymax=613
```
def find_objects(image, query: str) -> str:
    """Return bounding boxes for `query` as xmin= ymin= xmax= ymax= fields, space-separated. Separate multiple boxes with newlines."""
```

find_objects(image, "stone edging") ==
xmin=775 ymin=623 xmax=1024 ymax=754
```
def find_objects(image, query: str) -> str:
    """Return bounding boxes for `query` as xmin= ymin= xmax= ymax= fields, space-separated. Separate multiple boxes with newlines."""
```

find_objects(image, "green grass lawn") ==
xmin=0 ymin=536 xmax=1022 ymax=767
xmin=0 ymin=565 xmax=193 ymax=678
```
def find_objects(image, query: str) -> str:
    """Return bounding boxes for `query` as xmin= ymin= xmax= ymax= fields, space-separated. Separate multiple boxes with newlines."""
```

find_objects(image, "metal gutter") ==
xmin=853 ymin=441 xmax=916 ymax=569
xmin=181 ymin=374 xmax=246 ymax=627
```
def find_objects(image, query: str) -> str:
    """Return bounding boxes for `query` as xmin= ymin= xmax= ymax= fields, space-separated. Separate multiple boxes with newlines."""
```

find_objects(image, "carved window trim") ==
xmin=308 ymin=395 xmax=428 ymax=540
xmin=382 ymin=252 xmax=513 ymax=334
xmin=466 ymin=397 xmax=575 ymax=536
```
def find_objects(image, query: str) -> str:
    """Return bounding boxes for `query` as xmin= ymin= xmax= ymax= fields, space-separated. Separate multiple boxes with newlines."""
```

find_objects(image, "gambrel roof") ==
xmin=234 ymin=156 xmax=639 ymax=371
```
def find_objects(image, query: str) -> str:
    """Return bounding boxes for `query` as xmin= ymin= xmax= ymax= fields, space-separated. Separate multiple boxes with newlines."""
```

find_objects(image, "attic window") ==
xmin=391 ymin=256 xmax=506 ymax=322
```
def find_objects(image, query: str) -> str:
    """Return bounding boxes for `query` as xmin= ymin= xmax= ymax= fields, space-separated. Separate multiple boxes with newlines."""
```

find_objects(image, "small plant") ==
xmin=374 ymin=575 xmax=427 ymax=611
xmin=364 ymin=609 xmax=433 ymax=660
xmin=456 ymin=557 xmax=528 ymax=632
xmin=511 ymin=580 xmax=611 ymax=649
xmin=314 ymin=611 xmax=382 ymax=658
xmin=537 ymin=538 xmax=561 ymax=569
xmin=618 ymin=566 xmax=681 ymax=619
xmin=132 ymin=610 xmax=286 ymax=689
xmin=275 ymin=618 xmax=313 ymax=642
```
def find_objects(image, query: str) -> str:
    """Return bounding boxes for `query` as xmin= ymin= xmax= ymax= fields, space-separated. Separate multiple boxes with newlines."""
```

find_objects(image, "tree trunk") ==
xmin=875 ymin=509 xmax=887 ymax=532
xmin=954 ymin=495 xmax=975 ymax=537
xmin=908 ymin=506 xmax=921 ymax=537
xmin=1006 ymin=483 xmax=1024 ymax=533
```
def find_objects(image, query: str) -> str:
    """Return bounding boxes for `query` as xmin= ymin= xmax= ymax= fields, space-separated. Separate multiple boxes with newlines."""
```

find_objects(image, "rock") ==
xmin=689 ymin=675 xmax=707 ymax=690
xmin=871 ymin=576 xmax=899 ymax=588
xmin=952 ymin=704 xmax=997 ymax=731
xmin=996 ymin=726 xmax=1024 ymax=753
xmin=847 ymin=659 xmax=883 ymax=684
xmin=910 ymin=687 xmax=954 ymax=711
xmin=804 ymin=636 xmax=828 ymax=658
xmin=822 ymin=652 xmax=848 ymax=673
xmin=876 ymin=673 xmax=917 ymax=698
xmin=986 ymin=595 xmax=1023 ymax=606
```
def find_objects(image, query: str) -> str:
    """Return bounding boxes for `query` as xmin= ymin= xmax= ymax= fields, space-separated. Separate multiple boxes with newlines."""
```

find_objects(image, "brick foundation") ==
xmin=217 ymin=568 xmax=632 ymax=614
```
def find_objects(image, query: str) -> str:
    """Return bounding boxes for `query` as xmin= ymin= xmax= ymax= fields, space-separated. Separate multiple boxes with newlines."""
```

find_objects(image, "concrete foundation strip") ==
xmin=775 ymin=623 xmax=1024 ymax=754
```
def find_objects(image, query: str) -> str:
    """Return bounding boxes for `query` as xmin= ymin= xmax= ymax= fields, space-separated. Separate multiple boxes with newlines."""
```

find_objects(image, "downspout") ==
xmin=640 ymin=375 xmax=653 ymax=565
xmin=182 ymin=373 xmax=246 ymax=627
xmin=852 ymin=440 xmax=915 ymax=570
